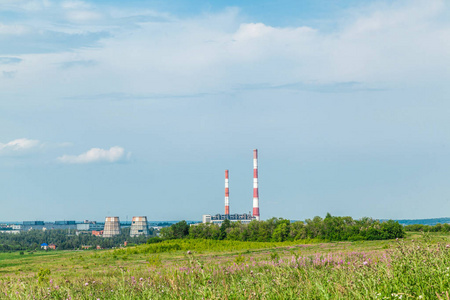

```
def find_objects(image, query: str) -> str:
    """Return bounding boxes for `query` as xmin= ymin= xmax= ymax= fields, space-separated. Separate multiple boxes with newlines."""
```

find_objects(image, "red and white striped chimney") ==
xmin=253 ymin=149 xmax=260 ymax=220
xmin=225 ymin=169 xmax=230 ymax=215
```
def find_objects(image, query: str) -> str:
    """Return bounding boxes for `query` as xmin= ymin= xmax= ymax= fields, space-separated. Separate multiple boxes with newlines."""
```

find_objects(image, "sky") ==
xmin=0 ymin=0 xmax=450 ymax=222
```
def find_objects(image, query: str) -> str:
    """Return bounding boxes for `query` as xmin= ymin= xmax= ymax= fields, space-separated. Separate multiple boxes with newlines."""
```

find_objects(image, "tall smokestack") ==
xmin=253 ymin=149 xmax=260 ymax=220
xmin=225 ymin=169 xmax=230 ymax=215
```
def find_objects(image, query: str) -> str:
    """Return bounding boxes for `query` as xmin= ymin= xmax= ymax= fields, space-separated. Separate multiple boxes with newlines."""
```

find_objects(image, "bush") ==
xmin=147 ymin=237 xmax=163 ymax=244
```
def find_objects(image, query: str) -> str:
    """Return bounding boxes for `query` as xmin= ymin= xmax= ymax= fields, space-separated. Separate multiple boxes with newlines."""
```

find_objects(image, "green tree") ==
xmin=171 ymin=221 xmax=190 ymax=239
xmin=220 ymin=219 xmax=231 ymax=240
xmin=272 ymin=219 xmax=290 ymax=242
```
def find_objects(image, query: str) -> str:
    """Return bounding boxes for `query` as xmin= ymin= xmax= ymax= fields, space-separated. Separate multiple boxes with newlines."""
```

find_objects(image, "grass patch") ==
xmin=0 ymin=232 xmax=449 ymax=299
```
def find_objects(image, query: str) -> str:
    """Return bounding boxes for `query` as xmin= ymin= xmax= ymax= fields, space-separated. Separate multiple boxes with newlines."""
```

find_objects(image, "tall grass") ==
xmin=1 ymin=238 xmax=450 ymax=299
xmin=110 ymin=239 xmax=321 ymax=256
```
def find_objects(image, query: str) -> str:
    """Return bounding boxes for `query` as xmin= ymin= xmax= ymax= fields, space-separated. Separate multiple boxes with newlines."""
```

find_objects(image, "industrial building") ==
xmin=130 ymin=216 xmax=149 ymax=237
xmin=55 ymin=220 xmax=76 ymax=225
xmin=21 ymin=221 xmax=77 ymax=231
xmin=202 ymin=213 xmax=254 ymax=225
xmin=0 ymin=219 xmax=153 ymax=237
xmin=0 ymin=224 xmax=21 ymax=234
xmin=103 ymin=217 xmax=121 ymax=237
xmin=202 ymin=149 xmax=261 ymax=225
xmin=76 ymin=221 xmax=104 ymax=233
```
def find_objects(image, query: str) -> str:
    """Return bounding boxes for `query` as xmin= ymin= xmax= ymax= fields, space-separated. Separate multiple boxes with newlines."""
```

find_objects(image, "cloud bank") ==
xmin=57 ymin=146 xmax=129 ymax=164
xmin=0 ymin=138 xmax=41 ymax=154
xmin=1 ymin=0 xmax=449 ymax=99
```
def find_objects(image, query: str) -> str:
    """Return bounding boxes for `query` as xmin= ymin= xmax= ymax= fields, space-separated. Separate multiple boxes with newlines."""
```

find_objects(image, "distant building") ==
xmin=12 ymin=224 xmax=22 ymax=230
xmin=202 ymin=215 xmax=211 ymax=223
xmin=24 ymin=221 xmax=45 ymax=226
xmin=23 ymin=221 xmax=76 ymax=231
xmin=202 ymin=213 xmax=254 ymax=225
xmin=0 ymin=224 xmax=21 ymax=234
xmin=103 ymin=217 xmax=121 ymax=237
xmin=40 ymin=243 xmax=48 ymax=250
xmin=130 ymin=216 xmax=149 ymax=237
xmin=48 ymin=244 xmax=56 ymax=250
xmin=92 ymin=230 xmax=103 ymax=236
xmin=55 ymin=221 xmax=76 ymax=225
xmin=77 ymin=223 xmax=104 ymax=232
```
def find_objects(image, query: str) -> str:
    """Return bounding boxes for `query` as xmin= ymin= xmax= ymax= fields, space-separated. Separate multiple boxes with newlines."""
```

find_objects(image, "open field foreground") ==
xmin=1 ymin=233 xmax=450 ymax=299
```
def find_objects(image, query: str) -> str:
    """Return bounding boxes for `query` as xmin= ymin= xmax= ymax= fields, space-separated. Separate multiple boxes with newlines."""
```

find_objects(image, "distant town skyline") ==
xmin=1 ymin=0 xmax=450 ymax=221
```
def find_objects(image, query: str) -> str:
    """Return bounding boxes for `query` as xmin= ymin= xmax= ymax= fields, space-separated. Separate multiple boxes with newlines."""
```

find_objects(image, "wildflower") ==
xmin=363 ymin=261 xmax=368 ymax=266
xmin=85 ymin=282 xmax=89 ymax=286
xmin=187 ymin=250 xmax=192 ymax=255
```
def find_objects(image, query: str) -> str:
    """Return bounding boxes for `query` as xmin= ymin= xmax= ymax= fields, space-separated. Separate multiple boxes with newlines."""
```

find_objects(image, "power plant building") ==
xmin=130 ymin=216 xmax=149 ymax=237
xmin=202 ymin=213 xmax=254 ymax=225
xmin=76 ymin=223 xmax=104 ymax=232
xmin=202 ymin=149 xmax=261 ymax=225
xmin=103 ymin=217 xmax=121 ymax=237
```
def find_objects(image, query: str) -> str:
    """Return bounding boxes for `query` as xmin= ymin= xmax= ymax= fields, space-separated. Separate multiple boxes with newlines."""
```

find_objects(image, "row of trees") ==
xmin=160 ymin=214 xmax=405 ymax=242
xmin=0 ymin=228 xmax=151 ymax=252
xmin=404 ymin=223 xmax=450 ymax=232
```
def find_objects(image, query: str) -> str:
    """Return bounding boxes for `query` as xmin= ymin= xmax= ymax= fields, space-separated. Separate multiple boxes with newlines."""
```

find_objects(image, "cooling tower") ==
xmin=130 ymin=216 xmax=149 ymax=237
xmin=103 ymin=216 xmax=121 ymax=237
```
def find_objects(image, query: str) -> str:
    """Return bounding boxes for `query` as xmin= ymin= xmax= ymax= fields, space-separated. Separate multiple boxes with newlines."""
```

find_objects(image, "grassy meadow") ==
xmin=1 ymin=232 xmax=450 ymax=299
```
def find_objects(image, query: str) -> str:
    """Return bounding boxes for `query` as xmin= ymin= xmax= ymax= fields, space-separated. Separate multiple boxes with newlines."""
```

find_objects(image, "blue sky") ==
xmin=1 ymin=0 xmax=449 ymax=221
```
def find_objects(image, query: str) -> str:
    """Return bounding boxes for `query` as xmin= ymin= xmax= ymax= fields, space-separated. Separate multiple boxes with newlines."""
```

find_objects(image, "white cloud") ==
xmin=66 ymin=10 xmax=102 ymax=22
xmin=57 ymin=146 xmax=129 ymax=164
xmin=0 ymin=138 xmax=41 ymax=154
xmin=0 ymin=23 xmax=29 ymax=35
xmin=61 ymin=1 xmax=91 ymax=10
xmin=1 ymin=0 xmax=449 ymax=98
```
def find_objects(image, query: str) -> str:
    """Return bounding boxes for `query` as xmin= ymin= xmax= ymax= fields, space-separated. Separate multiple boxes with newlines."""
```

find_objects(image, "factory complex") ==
xmin=0 ymin=217 xmax=153 ymax=238
xmin=202 ymin=149 xmax=261 ymax=225
xmin=1 ymin=149 xmax=263 ymax=234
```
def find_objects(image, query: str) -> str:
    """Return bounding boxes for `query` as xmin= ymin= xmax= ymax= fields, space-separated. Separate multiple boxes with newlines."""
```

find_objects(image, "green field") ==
xmin=1 ymin=232 xmax=450 ymax=299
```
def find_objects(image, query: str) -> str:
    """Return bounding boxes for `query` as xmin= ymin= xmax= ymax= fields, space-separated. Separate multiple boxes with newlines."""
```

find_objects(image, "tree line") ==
xmin=404 ymin=223 xmax=450 ymax=232
xmin=159 ymin=213 xmax=405 ymax=242
xmin=0 ymin=227 xmax=152 ymax=252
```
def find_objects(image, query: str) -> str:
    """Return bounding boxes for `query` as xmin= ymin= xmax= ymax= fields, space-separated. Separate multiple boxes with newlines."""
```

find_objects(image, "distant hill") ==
xmin=386 ymin=218 xmax=450 ymax=226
